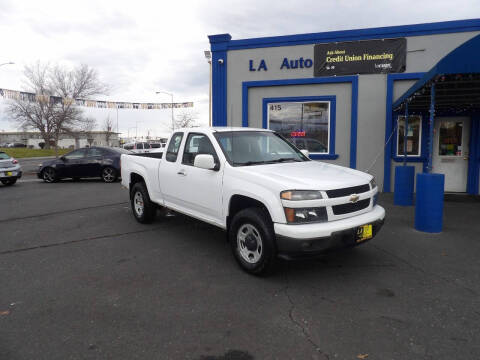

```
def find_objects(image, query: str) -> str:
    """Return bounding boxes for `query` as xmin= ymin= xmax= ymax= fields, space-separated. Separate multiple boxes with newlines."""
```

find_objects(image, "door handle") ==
xmin=177 ymin=169 xmax=187 ymax=176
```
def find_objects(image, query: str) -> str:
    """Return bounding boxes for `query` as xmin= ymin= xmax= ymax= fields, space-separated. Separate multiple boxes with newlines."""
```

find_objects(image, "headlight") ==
xmin=369 ymin=177 xmax=377 ymax=189
xmin=284 ymin=207 xmax=328 ymax=224
xmin=281 ymin=190 xmax=323 ymax=201
xmin=38 ymin=163 xmax=43 ymax=167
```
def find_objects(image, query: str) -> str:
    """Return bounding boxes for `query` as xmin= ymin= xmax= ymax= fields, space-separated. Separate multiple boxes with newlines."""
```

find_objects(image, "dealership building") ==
xmin=208 ymin=19 xmax=480 ymax=194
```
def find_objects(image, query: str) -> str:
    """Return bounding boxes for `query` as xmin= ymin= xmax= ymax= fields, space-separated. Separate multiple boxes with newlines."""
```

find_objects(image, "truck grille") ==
xmin=332 ymin=199 xmax=370 ymax=215
xmin=326 ymin=184 xmax=370 ymax=198
xmin=0 ymin=163 xmax=13 ymax=169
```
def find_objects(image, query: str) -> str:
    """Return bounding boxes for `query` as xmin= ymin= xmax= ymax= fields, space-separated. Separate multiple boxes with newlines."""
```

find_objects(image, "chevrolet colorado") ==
xmin=121 ymin=127 xmax=385 ymax=274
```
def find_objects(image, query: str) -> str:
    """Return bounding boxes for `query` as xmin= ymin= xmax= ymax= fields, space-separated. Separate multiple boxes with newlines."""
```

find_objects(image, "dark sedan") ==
xmin=37 ymin=147 xmax=132 ymax=183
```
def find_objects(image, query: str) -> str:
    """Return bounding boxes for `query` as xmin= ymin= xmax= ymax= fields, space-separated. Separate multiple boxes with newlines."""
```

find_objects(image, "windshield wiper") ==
xmin=234 ymin=160 xmax=269 ymax=166
xmin=269 ymin=157 xmax=302 ymax=163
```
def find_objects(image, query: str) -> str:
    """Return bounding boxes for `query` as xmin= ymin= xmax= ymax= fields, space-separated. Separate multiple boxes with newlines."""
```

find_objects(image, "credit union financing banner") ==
xmin=314 ymin=38 xmax=406 ymax=76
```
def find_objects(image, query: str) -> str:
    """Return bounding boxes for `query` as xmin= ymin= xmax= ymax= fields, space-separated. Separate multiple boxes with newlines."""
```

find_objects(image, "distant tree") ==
xmin=7 ymin=62 xmax=107 ymax=153
xmin=103 ymin=116 xmax=114 ymax=146
xmin=175 ymin=110 xmax=198 ymax=129
xmin=82 ymin=117 xmax=96 ymax=147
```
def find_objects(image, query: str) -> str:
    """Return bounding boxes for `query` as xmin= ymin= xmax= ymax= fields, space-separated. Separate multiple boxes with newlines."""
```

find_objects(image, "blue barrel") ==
xmin=394 ymin=166 xmax=415 ymax=206
xmin=415 ymin=173 xmax=445 ymax=233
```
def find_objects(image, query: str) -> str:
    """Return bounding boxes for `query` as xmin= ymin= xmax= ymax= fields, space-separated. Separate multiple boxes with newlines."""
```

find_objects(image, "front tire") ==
xmin=130 ymin=182 xmax=156 ymax=223
xmin=101 ymin=166 xmax=117 ymax=183
xmin=1 ymin=178 xmax=17 ymax=186
xmin=42 ymin=167 xmax=57 ymax=183
xmin=229 ymin=207 xmax=276 ymax=275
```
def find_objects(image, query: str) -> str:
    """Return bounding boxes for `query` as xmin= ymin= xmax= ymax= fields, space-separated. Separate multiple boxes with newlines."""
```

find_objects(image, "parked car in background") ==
xmin=123 ymin=142 xmax=151 ymax=153
xmin=0 ymin=151 xmax=22 ymax=186
xmin=37 ymin=146 xmax=132 ymax=183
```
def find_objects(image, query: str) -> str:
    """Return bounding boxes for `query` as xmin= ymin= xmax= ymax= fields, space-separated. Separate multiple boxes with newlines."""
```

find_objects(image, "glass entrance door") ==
xmin=432 ymin=117 xmax=470 ymax=192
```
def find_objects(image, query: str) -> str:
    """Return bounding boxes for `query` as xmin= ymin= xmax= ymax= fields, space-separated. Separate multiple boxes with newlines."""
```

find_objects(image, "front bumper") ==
xmin=274 ymin=205 xmax=385 ymax=259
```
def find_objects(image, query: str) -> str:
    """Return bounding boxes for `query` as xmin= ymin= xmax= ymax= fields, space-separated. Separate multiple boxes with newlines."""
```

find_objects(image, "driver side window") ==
xmin=182 ymin=133 xmax=218 ymax=166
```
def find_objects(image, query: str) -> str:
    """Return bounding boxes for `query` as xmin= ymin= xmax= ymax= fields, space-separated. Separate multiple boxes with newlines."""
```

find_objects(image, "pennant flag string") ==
xmin=0 ymin=88 xmax=194 ymax=109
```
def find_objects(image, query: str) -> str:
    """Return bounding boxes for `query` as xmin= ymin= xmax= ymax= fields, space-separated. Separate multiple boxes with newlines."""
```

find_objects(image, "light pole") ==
xmin=156 ymin=91 xmax=174 ymax=132
xmin=204 ymin=51 xmax=212 ymax=126
xmin=128 ymin=127 xmax=136 ymax=141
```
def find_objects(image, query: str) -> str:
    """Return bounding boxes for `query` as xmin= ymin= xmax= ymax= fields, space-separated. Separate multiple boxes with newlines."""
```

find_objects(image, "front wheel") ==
xmin=229 ymin=207 xmax=276 ymax=275
xmin=101 ymin=166 xmax=117 ymax=183
xmin=130 ymin=182 xmax=156 ymax=223
xmin=1 ymin=178 xmax=17 ymax=186
xmin=42 ymin=167 xmax=57 ymax=183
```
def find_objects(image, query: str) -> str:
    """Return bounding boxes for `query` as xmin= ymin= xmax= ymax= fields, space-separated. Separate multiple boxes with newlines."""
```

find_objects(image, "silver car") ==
xmin=0 ymin=151 xmax=22 ymax=186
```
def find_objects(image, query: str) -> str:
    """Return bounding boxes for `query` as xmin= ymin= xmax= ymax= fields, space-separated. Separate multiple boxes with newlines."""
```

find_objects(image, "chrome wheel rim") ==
xmin=103 ymin=167 xmax=115 ymax=182
xmin=43 ymin=168 xmax=54 ymax=182
xmin=133 ymin=191 xmax=144 ymax=217
xmin=237 ymin=224 xmax=263 ymax=264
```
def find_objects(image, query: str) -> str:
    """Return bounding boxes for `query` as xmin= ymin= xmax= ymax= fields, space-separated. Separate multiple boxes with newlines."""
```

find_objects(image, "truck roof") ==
xmin=175 ymin=127 xmax=273 ymax=133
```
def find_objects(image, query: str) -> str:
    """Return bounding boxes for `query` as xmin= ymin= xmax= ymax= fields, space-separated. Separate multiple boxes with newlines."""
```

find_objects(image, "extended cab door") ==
xmin=160 ymin=131 xmax=224 ymax=225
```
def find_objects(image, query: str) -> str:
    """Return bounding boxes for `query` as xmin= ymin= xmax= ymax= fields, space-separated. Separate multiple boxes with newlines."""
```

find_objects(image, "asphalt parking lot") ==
xmin=1 ymin=173 xmax=479 ymax=360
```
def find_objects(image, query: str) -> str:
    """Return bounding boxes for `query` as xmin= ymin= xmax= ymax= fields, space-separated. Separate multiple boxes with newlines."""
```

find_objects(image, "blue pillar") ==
xmin=415 ymin=173 xmax=445 ymax=232
xmin=394 ymin=102 xmax=415 ymax=206
xmin=426 ymin=84 xmax=435 ymax=173
xmin=208 ymin=34 xmax=231 ymax=127
xmin=394 ymin=166 xmax=415 ymax=205
xmin=403 ymin=102 xmax=409 ymax=166
xmin=415 ymin=82 xmax=444 ymax=232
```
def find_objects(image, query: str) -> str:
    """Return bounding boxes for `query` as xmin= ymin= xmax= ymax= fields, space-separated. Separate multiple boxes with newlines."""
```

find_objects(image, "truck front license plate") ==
xmin=356 ymin=224 xmax=372 ymax=243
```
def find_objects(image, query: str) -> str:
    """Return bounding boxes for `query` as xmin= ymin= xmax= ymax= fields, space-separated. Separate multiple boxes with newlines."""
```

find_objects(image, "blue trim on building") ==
xmin=209 ymin=19 xmax=480 ymax=51
xmin=467 ymin=115 xmax=480 ymax=194
xmin=208 ymin=34 xmax=231 ymax=127
xmin=261 ymin=95 xmax=338 ymax=160
xmin=242 ymin=76 xmax=358 ymax=167
xmin=383 ymin=73 xmax=426 ymax=192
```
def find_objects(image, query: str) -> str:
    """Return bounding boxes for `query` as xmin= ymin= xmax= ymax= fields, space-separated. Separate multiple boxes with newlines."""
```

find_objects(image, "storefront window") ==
xmin=268 ymin=101 xmax=329 ymax=154
xmin=397 ymin=115 xmax=421 ymax=156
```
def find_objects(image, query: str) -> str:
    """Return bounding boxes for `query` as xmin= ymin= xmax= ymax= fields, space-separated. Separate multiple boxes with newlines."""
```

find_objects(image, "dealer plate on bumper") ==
xmin=356 ymin=224 xmax=372 ymax=243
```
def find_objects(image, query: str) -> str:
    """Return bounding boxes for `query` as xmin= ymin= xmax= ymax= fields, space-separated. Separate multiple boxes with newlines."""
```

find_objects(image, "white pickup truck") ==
xmin=121 ymin=127 xmax=385 ymax=274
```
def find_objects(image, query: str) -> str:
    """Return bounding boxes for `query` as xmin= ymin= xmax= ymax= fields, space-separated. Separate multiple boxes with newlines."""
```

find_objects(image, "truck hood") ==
xmin=234 ymin=161 xmax=372 ymax=191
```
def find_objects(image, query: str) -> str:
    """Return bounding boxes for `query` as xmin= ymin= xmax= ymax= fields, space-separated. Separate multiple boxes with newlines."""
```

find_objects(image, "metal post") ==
xmin=209 ymin=60 xmax=212 ymax=126
xmin=427 ymin=83 xmax=435 ymax=173
xmin=171 ymin=95 xmax=174 ymax=132
xmin=403 ymin=102 xmax=409 ymax=166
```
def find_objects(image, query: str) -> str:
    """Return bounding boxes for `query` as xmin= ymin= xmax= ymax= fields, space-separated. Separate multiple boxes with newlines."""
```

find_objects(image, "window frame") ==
xmin=396 ymin=115 xmax=422 ymax=157
xmin=262 ymin=96 xmax=338 ymax=160
xmin=181 ymin=132 xmax=219 ymax=167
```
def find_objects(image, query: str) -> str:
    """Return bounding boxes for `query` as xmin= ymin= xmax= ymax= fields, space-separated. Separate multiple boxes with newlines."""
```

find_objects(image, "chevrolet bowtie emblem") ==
xmin=350 ymin=194 xmax=360 ymax=203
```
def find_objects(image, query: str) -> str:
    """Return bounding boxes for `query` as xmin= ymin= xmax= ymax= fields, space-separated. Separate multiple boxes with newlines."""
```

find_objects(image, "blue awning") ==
xmin=393 ymin=33 xmax=480 ymax=111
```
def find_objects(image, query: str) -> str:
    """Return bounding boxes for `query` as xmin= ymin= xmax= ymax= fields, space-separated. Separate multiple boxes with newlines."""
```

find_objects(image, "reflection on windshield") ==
xmin=214 ymin=131 xmax=309 ymax=166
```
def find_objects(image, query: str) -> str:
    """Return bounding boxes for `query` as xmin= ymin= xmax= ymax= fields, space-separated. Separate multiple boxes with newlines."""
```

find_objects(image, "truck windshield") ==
xmin=214 ymin=131 xmax=309 ymax=166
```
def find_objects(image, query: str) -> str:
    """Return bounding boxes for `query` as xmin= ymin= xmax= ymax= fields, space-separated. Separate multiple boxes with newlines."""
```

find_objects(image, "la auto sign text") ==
xmin=249 ymin=57 xmax=313 ymax=72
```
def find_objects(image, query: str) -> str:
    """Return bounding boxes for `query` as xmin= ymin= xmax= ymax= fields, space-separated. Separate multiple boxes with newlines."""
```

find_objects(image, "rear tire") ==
xmin=130 ymin=182 xmax=156 ymax=223
xmin=42 ymin=167 xmax=57 ymax=183
xmin=1 ymin=178 xmax=17 ymax=186
xmin=102 ymin=166 xmax=117 ymax=183
xmin=229 ymin=207 xmax=276 ymax=275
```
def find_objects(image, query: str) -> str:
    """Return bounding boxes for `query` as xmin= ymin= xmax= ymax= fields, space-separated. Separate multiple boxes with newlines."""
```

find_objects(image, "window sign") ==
xmin=438 ymin=120 xmax=463 ymax=156
xmin=397 ymin=115 xmax=421 ymax=156
xmin=268 ymin=101 xmax=330 ymax=154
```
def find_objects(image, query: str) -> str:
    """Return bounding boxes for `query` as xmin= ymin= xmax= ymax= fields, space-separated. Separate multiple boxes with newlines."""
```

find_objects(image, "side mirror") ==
xmin=194 ymin=154 xmax=216 ymax=170
xmin=300 ymin=149 xmax=310 ymax=158
xmin=60 ymin=156 xmax=67 ymax=161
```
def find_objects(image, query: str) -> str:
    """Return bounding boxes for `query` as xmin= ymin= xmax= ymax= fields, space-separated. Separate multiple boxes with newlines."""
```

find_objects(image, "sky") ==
xmin=0 ymin=0 xmax=479 ymax=139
